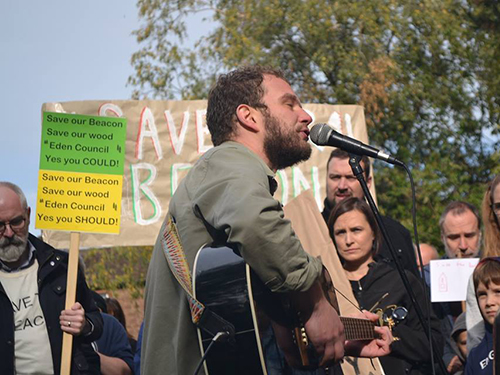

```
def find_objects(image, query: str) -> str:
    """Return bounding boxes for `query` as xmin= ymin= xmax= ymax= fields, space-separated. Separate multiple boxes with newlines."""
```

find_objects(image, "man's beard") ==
xmin=263 ymin=113 xmax=311 ymax=170
xmin=0 ymin=234 xmax=28 ymax=263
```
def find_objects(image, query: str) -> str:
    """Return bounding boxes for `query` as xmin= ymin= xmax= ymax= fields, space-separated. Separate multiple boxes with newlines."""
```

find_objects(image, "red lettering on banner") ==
xmin=98 ymin=103 xmax=124 ymax=118
xmin=135 ymin=107 xmax=163 ymax=160
xmin=165 ymin=110 xmax=190 ymax=155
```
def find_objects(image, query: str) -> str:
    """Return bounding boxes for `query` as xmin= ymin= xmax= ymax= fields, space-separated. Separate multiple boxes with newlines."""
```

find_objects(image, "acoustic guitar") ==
xmin=193 ymin=243 xmax=379 ymax=375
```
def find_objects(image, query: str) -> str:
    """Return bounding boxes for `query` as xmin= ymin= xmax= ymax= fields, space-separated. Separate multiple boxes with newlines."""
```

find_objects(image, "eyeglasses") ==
xmin=491 ymin=202 xmax=500 ymax=216
xmin=0 ymin=216 xmax=27 ymax=235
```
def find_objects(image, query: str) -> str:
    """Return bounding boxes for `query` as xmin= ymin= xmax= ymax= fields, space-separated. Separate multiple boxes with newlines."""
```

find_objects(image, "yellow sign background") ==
xmin=36 ymin=170 xmax=122 ymax=234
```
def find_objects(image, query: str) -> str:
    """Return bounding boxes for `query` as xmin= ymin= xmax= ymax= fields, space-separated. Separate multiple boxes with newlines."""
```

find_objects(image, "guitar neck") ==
xmin=340 ymin=317 xmax=376 ymax=341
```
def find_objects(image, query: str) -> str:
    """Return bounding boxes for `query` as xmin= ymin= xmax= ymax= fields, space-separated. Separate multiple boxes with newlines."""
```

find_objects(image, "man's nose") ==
xmin=298 ymin=108 xmax=312 ymax=125
xmin=458 ymin=236 xmax=468 ymax=250
xmin=3 ymin=224 xmax=15 ymax=238
xmin=338 ymin=178 xmax=348 ymax=189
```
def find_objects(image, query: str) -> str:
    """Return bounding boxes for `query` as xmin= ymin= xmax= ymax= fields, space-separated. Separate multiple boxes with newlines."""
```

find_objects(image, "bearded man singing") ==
xmin=142 ymin=66 xmax=393 ymax=375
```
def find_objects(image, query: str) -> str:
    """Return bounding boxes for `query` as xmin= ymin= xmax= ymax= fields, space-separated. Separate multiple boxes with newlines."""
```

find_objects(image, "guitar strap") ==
xmin=161 ymin=214 xmax=235 ymax=339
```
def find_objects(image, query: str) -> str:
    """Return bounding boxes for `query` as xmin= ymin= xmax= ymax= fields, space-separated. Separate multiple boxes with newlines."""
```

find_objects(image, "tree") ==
xmin=129 ymin=0 xmax=500 ymax=250
xmin=469 ymin=0 xmax=500 ymax=128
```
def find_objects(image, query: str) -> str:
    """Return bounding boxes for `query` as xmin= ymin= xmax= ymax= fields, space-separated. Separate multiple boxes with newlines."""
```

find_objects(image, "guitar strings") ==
xmin=333 ymin=286 xmax=378 ymax=371
xmin=367 ymin=293 xmax=389 ymax=313
xmin=334 ymin=287 xmax=390 ymax=316
xmin=332 ymin=286 xmax=364 ymax=312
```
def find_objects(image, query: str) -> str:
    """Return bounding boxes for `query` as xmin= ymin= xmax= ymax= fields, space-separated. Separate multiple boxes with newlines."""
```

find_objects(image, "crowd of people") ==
xmin=320 ymin=131 xmax=500 ymax=375
xmin=320 ymin=136 xmax=500 ymax=374
xmin=1 ymin=65 xmax=499 ymax=375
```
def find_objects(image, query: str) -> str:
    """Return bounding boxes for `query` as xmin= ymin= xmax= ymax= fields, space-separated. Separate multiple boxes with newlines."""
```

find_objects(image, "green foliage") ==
xmin=81 ymin=246 xmax=153 ymax=298
xmin=129 ymin=0 xmax=500 ymax=253
xmin=470 ymin=0 xmax=500 ymax=128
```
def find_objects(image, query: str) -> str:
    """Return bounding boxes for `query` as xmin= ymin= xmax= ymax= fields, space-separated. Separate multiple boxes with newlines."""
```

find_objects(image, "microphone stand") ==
xmin=348 ymin=153 xmax=448 ymax=375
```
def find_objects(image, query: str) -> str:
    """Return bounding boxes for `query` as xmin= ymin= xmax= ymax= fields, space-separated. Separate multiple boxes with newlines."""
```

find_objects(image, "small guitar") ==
xmin=193 ymin=243 xmax=379 ymax=375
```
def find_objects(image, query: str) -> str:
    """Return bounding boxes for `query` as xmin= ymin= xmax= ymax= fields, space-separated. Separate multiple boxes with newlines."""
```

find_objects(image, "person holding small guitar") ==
xmin=328 ymin=197 xmax=444 ymax=375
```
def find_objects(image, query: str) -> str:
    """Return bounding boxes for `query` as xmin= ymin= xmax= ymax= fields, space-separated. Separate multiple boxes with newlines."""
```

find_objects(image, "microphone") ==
xmin=309 ymin=123 xmax=403 ymax=166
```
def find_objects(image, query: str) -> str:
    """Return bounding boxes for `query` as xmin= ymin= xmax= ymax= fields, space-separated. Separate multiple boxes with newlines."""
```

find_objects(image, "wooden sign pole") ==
xmin=60 ymin=232 xmax=81 ymax=375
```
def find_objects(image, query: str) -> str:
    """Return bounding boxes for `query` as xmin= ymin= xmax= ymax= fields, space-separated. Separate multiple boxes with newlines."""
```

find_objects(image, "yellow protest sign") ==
xmin=36 ymin=112 xmax=127 ymax=234
xmin=36 ymin=170 xmax=122 ymax=234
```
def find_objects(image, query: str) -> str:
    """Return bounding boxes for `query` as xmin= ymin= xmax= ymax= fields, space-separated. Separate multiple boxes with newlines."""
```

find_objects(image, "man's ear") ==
xmin=441 ymin=232 xmax=447 ymax=249
xmin=366 ymin=175 xmax=373 ymax=189
xmin=26 ymin=207 xmax=31 ymax=227
xmin=235 ymin=104 xmax=261 ymax=133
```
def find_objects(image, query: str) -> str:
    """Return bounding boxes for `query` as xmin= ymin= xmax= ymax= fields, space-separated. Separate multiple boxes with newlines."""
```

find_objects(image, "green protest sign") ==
xmin=39 ymin=112 xmax=127 ymax=175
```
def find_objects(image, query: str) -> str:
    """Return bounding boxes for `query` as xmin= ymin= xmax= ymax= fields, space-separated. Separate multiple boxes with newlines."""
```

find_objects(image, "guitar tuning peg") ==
xmin=386 ymin=317 xmax=395 ymax=330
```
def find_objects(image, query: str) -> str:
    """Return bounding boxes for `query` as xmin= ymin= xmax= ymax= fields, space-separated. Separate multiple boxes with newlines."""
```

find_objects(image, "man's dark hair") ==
xmin=326 ymin=149 xmax=371 ymax=178
xmin=439 ymin=201 xmax=481 ymax=235
xmin=206 ymin=66 xmax=287 ymax=146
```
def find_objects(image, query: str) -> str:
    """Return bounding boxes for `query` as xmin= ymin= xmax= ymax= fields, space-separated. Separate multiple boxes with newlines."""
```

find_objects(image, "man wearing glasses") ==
xmin=0 ymin=181 xmax=103 ymax=375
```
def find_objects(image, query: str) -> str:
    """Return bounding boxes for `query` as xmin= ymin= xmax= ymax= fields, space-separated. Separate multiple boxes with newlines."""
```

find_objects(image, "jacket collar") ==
xmin=29 ymin=234 xmax=55 ymax=266
xmin=218 ymin=141 xmax=278 ymax=195
xmin=29 ymin=234 xmax=67 ymax=284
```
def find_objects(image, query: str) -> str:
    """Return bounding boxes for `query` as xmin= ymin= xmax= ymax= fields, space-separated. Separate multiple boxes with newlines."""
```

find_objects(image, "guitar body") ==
xmin=193 ymin=243 xmax=271 ymax=375
xmin=193 ymin=244 xmax=375 ymax=375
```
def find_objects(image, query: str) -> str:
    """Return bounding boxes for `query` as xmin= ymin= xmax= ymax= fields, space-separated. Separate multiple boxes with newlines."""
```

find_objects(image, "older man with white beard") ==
xmin=0 ymin=182 xmax=103 ymax=375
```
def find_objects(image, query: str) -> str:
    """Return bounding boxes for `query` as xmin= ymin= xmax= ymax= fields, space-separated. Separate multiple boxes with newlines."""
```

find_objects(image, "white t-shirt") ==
xmin=0 ymin=259 xmax=54 ymax=375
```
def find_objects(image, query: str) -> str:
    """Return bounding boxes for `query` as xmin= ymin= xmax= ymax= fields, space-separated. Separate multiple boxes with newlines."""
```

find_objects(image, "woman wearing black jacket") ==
xmin=328 ymin=197 xmax=443 ymax=375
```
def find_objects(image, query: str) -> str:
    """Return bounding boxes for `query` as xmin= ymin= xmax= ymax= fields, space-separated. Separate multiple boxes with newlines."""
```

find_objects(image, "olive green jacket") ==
xmin=141 ymin=141 xmax=322 ymax=375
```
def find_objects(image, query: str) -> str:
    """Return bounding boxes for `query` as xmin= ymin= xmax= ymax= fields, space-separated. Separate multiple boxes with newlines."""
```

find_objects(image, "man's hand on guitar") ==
xmin=344 ymin=310 xmax=393 ymax=358
xmin=308 ymin=296 xmax=346 ymax=366
xmin=292 ymin=281 xmax=345 ymax=367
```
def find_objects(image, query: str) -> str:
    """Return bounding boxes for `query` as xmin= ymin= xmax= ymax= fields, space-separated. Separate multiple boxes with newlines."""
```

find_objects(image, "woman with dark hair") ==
xmin=328 ymin=197 xmax=442 ymax=375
